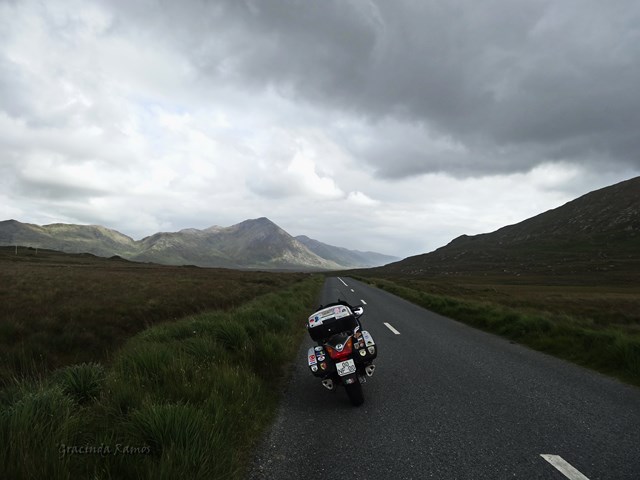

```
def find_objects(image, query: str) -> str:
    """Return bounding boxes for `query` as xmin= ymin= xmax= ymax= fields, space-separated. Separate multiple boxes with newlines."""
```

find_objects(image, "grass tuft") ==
xmin=127 ymin=403 xmax=218 ymax=455
xmin=214 ymin=320 xmax=249 ymax=351
xmin=1 ymin=384 xmax=79 ymax=480
xmin=53 ymin=363 xmax=106 ymax=404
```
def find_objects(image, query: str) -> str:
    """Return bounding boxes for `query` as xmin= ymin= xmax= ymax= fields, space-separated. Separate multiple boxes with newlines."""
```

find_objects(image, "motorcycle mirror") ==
xmin=353 ymin=306 xmax=364 ymax=317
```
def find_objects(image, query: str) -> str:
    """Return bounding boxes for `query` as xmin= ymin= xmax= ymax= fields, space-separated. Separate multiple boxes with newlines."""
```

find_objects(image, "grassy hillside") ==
xmin=380 ymin=176 xmax=640 ymax=279
xmin=0 ymin=221 xmax=139 ymax=257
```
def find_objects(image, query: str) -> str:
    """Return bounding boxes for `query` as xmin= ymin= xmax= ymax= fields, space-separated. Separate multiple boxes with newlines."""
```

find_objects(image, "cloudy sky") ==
xmin=1 ymin=0 xmax=638 ymax=258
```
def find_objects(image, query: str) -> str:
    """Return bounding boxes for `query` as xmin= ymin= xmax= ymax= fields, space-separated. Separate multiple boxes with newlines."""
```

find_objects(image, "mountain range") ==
xmin=377 ymin=176 xmax=640 ymax=278
xmin=0 ymin=217 xmax=399 ymax=270
xmin=3 ymin=176 xmax=637 ymax=274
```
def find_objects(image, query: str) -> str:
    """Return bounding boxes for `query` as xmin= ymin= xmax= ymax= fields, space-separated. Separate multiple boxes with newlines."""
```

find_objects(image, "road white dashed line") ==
xmin=541 ymin=455 xmax=590 ymax=480
xmin=384 ymin=322 xmax=401 ymax=335
xmin=361 ymin=299 xmax=367 ymax=305
xmin=350 ymin=289 xmax=354 ymax=292
xmin=337 ymin=277 xmax=348 ymax=287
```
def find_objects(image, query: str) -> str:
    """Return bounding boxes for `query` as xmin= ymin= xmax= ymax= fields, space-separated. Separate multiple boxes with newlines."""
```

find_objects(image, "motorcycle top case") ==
xmin=307 ymin=305 xmax=359 ymax=342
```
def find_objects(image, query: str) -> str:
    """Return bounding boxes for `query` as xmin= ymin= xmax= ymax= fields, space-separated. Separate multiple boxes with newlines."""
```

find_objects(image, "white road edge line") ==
xmin=337 ymin=277 xmax=348 ymax=287
xmin=540 ymin=455 xmax=590 ymax=480
xmin=384 ymin=322 xmax=401 ymax=335
xmin=361 ymin=299 xmax=367 ymax=305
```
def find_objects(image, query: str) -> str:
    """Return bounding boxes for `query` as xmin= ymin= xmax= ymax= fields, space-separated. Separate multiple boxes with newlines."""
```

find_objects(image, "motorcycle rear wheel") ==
xmin=345 ymin=381 xmax=364 ymax=406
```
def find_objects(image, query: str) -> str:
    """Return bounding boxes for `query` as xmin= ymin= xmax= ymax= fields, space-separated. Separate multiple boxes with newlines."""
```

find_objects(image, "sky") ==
xmin=1 ymin=0 xmax=639 ymax=258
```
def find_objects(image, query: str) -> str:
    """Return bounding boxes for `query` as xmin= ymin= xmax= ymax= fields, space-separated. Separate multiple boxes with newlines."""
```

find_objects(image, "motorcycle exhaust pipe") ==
xmin=365 ymin=364 xmax=376 ymax=377
xmin=322 ymin=379 xmax=334 ymax=390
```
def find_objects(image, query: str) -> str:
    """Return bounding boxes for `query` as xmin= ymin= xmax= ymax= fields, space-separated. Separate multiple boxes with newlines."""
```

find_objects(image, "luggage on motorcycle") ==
xmin=307 ymin=346 xmax=331 ymax=377
xmin=353 ymin=330 xmax=377 ymax=361
xmin=307 ymin=305 xmax=359 ymax=342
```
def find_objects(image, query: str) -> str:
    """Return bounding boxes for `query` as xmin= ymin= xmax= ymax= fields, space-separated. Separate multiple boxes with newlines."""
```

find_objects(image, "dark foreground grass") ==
xmin=0 ymin=274 xmax=323 ymax=479
xmin=355 ymin=276 xmax=640 ymax=386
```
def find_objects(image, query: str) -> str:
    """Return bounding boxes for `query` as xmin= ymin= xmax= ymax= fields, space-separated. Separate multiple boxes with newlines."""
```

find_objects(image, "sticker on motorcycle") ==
xmin=309 ymin=305 xmax=352 ymax=324
xmin=307 ymin=347 xmax=317 ymax=365
xmin=362 ymin=331 xmax=375 ymax=347
xmin=335 ymin=359 xmax=356 ymax=376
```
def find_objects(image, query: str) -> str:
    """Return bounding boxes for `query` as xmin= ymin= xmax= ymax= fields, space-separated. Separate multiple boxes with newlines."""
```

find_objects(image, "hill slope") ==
xmin=380 ymin=176 xmax=640 ymax=277
xmin=0 ymin=220 xmax=139 ymax=257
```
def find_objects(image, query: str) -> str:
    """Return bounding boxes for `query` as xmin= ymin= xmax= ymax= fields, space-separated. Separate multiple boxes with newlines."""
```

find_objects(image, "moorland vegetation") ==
xmin=0 ymin=248 xmax=323 ymax=479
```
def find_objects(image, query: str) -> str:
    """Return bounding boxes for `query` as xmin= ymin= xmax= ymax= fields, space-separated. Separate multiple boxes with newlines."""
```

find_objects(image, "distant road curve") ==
xmin=248 ymin=277 xmax=640 ymax=480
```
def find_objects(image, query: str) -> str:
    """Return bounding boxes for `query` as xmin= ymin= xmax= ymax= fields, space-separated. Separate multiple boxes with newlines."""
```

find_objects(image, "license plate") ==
xmin=336 ymin=359 xmax=356 ymax=377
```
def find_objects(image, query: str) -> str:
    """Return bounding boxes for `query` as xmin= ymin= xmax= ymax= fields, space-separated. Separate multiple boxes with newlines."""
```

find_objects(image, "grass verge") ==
xmin=0 ymin=274 xmax=323 ymax=479
xmin=356 ymin=276 xmax=640 ymax=387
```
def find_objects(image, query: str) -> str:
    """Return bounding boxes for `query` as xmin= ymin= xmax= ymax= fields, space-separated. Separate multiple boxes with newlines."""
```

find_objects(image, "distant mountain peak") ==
xmin=236 ymin=217 xmax=278 ymax=227
xmin=0 ymin=217 xmax=394 ymax=270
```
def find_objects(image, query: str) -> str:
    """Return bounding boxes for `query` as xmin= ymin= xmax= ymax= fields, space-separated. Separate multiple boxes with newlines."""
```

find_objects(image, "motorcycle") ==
xmin=305 ymin=300 xmax=377 ymax=406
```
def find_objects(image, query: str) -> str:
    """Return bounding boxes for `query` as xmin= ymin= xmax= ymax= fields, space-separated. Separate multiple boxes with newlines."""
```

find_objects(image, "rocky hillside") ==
xmin=379 ymin=176 xmax=640 ymax=277
xmin=133 ymin=218 xmax=342 ymax=269
xmin=0 ymin=217 xmax=393 ymax=270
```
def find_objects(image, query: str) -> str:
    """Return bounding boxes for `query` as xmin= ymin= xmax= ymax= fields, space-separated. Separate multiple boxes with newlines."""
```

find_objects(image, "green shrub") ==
xmin=53 ymin=362 xmax=106 ymax=404
xmin=613 ymin=335 xmax=640 ymax=377
xmin=113 ymin=343 xmax=174 ymax=382
xmin=127 ymin=403 xmax=216 ymax=454
xmin=0 ymin=385 xmax=79 ymax=480
xmin=126 ymin=403 xmax=223 ymax=479
xmin=179 ymin=337 xmax=223 ymax=364
xmin=213 ymin=321 xmax=248 ymax=351
xmin=102 ymin=374 xmax=144 ymax=416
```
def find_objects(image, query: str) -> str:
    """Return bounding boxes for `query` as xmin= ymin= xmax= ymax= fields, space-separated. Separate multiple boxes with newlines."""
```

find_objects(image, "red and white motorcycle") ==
xmin=306 ymin=300 xmax=377 ymax=406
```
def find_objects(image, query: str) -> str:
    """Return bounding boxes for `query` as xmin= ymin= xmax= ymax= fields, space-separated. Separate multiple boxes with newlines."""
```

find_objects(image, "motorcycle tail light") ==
xmin=325 ymin=337 xmax=354 ymax=361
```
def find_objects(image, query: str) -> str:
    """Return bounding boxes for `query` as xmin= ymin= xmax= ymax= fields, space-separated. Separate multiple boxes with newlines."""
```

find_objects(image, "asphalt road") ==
xmin=247 ymin=277 xmax=640 ymax=480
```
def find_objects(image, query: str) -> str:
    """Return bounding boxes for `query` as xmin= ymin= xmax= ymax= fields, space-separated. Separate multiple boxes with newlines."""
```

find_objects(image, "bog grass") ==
xmin=0 ymin=248 xmax=308 ymax=385
xmin=0 ymin=259 xmax=323 ymax=479
xmin=355 ymin=275 xmax=640 ymax=386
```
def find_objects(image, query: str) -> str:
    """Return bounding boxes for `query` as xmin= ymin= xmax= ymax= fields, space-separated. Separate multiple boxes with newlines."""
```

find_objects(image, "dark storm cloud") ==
xmin=110 ymin=0 xmax=640 ymax=178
